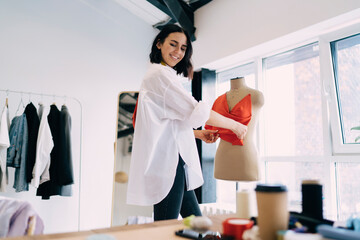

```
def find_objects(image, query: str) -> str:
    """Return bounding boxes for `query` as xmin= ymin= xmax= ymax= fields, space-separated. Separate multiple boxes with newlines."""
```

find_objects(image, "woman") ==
xmin=127 ymin=24 xmax=247 ymax=221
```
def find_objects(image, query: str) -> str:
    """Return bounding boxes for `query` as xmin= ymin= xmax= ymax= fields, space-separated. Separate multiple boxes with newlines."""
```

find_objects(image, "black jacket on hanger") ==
xmin=24 ymin=102 xmax=40 ymax=183
xmin=59 ymin=105 xmax=74 ymax=185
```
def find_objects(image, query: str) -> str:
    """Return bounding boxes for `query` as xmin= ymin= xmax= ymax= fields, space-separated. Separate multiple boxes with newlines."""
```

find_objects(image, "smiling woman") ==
xmin=149 ymin=24 xmax=194 ymax=79
xmin=126 ymin=24 xmax=247 ymax=222
xmin=156 ymin=32 xmax=188 ymax=67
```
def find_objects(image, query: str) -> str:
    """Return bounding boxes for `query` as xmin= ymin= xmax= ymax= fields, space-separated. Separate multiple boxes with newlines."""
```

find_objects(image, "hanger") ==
xmin=15 ymin=92 xmax=25 ymax=116
xmin=5 ymin=90 xmax=9 ymax=107
xmin=52 ymin=95 xmax=56 ymax=105
xmin=28 ymin=92 xmax=32 ymax=104
xmin=38 ymin=93 xmax=44 ymax=106
xmin=63 ymin=95 xmax=67 ymax=106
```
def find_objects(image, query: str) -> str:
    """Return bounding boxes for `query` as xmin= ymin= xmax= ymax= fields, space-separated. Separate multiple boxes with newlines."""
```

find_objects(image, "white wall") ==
xmin=193 ymin=0 xmax=360 ymax=69
xmin=0 ymin=0 xmax=156 ymax=233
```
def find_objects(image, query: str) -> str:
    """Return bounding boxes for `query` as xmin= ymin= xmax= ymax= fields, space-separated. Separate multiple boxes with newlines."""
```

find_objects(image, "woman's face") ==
xmin=156 ymin=32 xmax=187 ymax=67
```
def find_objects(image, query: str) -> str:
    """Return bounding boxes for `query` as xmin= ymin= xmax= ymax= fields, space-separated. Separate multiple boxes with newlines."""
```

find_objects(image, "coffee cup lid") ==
xmin=255 ymin=184 xmax=287 ymax=192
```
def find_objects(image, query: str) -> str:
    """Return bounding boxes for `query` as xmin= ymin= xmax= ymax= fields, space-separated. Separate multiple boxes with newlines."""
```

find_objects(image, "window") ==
xmin=217 ymin=62 xmax=256 ymax=96
xmin=325 ymin=28 xmax=360 ymax=220
xmin=336 ymin=162 xmax=360 ymax=220
xmin=212 ymin=21 xmax=360 ymax=221
xmin=262 ymin=42 xmax=324 ymax=157
xmin=266 ymin=161 xmax=328 ymax=213
xmin=261 ymin=43 xmax=335 ymax=217
xmin=330 ymin=33 xmax=360 ymax=144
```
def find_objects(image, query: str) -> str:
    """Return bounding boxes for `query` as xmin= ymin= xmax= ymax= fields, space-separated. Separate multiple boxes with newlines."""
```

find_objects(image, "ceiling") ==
xmin=113 ymin=0 xmax=170 ymax=26
xmin=113 ymin=0 xmax=212 ymax=41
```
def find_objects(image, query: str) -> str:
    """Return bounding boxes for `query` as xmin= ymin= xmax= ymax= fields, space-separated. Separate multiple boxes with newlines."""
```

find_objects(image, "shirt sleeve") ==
xmin=160 ymin=70 xmax=210 ymax=129
xmin=0 ymin=108 xmax=10 ymax=148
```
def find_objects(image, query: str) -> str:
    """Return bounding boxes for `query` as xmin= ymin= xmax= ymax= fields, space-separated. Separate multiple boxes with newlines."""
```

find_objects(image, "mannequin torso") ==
xmin=214 ymin=77 xmax=264 ymax=181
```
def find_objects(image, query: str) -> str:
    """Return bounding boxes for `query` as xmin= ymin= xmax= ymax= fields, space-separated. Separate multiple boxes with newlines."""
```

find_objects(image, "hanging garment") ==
xmin=205 ymin=93 xmax=252 ymax=145
xmin=0 ymin=106 xmax=10 ymax=192
xmin=127 ymin=63 xmax=210 ymax=206
xmin=60 ymin=184 xmax=72 ymax=196
xmin=37 ymin=105 xmax=61 ymax=199
xmin=7 ymin=114 xmax=29 ymax=192
xmin=58 ymin=105 xmax=74 ymax=185
xmin=37 ymin=104 xmax=73 ymax=199
xmin=31 ymin=104 xmax=53 ymax=188
xmin=24 ymin=102 xmax=40 ymax=183
xmin=0 ymin=197 xmax=44 ymax=237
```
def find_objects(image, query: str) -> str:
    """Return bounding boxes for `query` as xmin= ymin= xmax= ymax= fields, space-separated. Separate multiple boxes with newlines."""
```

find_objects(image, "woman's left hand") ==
xmin=194 ymin=130 xmax=219 ymax=143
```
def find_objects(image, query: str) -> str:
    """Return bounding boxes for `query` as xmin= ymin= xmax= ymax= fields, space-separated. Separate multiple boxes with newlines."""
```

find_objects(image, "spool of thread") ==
xmin=301 ymin=180 xmax=323 ymax=219
xmin=236 ymin=190 xmax=251 ymax=219
xmin=222 ymin=218 xmax=254 ymax=240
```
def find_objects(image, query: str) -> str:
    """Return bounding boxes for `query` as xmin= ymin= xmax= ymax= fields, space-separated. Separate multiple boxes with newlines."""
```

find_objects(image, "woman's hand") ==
xmin=231 ymin=121 xmax=248 ymax=140
xmin=194 ymin=130 xmax=219 ymax=143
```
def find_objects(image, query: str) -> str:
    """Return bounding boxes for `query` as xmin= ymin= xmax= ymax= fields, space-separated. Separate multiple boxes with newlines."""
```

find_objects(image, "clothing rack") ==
xmin=0 ymin=89 xmax=80 ymax=105
xmin=0 ymin=88 xmax=83 ymax=231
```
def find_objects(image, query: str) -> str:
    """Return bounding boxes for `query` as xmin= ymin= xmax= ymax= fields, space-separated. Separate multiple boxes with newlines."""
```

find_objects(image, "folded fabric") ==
xmin=0 ymin=197 xmax=44 ymax=237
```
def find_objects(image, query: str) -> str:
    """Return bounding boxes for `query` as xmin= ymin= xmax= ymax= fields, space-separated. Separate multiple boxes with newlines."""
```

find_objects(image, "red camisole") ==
xmin=205 ymin=93 xmax=252 ymax=145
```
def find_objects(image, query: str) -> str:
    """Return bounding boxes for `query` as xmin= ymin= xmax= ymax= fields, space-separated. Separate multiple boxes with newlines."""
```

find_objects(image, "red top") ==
xmin=205 ymin=93 xmax=252 ymax=145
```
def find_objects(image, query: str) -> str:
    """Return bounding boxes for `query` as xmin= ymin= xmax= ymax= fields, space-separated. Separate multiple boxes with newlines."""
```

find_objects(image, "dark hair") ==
xmin=149 ymin=24 xmax=193 ymax=79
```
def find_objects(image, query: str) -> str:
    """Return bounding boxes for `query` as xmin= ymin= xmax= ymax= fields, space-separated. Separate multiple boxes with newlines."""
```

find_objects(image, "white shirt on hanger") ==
xmin=31 ymin=104 xmax=53 ymax=188
xmin=0 ymin=106 xmax=10 ymax=192
xmin=126 ymin=63 xmax=211 ymax=206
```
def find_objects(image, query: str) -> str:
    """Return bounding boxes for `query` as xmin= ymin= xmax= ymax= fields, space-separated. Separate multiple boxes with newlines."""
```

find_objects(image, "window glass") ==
xmin=266 ymin=161 xmax=330 ymax=217
xmin=217 ymin=62 xmax=255 ymax=96
xmin=330 ymin=33 xmax=360 ymax=144
xmin=336 ymin=162 xmax=360 ymax=220
xmin=262 ymin=43 xmax=323 ymax=156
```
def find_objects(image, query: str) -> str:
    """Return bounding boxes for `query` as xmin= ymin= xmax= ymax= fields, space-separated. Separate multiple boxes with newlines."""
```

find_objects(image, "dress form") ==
xmin=214 ymin=77 xmax=264 ymax=181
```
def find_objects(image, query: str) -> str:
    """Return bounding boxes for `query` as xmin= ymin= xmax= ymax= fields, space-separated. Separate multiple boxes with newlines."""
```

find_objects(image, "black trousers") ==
xmin=153 ymin=156 xmax=202 ymax=221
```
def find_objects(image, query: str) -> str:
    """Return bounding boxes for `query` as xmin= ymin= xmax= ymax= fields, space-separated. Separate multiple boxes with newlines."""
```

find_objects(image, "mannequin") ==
xmin=213 ymin=77 xmax=264 ymax=181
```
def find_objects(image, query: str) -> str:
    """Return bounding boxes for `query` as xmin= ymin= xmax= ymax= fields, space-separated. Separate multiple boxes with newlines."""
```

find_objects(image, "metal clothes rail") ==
xmin=0 ymin=88 xmax=83 ymax=231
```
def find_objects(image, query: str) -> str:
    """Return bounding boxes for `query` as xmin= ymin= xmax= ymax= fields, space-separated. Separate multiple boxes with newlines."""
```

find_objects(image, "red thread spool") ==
xmin=222 ymin=218 xmax=254 ymax=240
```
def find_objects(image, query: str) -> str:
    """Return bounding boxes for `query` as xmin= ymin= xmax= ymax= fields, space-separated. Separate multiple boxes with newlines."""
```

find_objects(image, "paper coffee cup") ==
xmin=255 ymin=184 xmax=288 ymax=240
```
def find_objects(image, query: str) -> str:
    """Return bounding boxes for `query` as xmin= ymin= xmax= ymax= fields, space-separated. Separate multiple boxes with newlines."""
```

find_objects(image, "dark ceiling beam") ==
xmin=163 ymin=0 xmax=196 ymax=41
xmin=147 ymin=0 xmax=198 ymax=41
xmin=189 ymin=0 xmax=212 ymax=11
xmin=147 ymin=0 xmax=176 ymax=19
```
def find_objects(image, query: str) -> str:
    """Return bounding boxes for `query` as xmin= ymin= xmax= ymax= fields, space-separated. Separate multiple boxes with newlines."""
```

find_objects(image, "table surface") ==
xmin=6 ymin=214 xmax=236 ymax=240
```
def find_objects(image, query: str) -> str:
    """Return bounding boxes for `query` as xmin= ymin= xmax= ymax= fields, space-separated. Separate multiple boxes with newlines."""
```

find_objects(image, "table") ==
xmin=6 ymin=214 xmax=236 ymax=240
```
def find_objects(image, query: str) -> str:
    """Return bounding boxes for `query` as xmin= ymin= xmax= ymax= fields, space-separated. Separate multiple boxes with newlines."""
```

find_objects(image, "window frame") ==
xmin=319 ymin=22 xmax=360 ymax=154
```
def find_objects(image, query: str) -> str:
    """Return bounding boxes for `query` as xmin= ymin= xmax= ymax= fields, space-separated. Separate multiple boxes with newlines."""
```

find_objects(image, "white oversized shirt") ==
xmin=126 ymin=63 xmax=211 ymax=206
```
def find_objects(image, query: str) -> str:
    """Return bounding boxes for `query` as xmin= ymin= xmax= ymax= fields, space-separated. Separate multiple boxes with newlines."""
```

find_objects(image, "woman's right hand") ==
xmin=231 ymin=121 xmax=248 ymax=140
